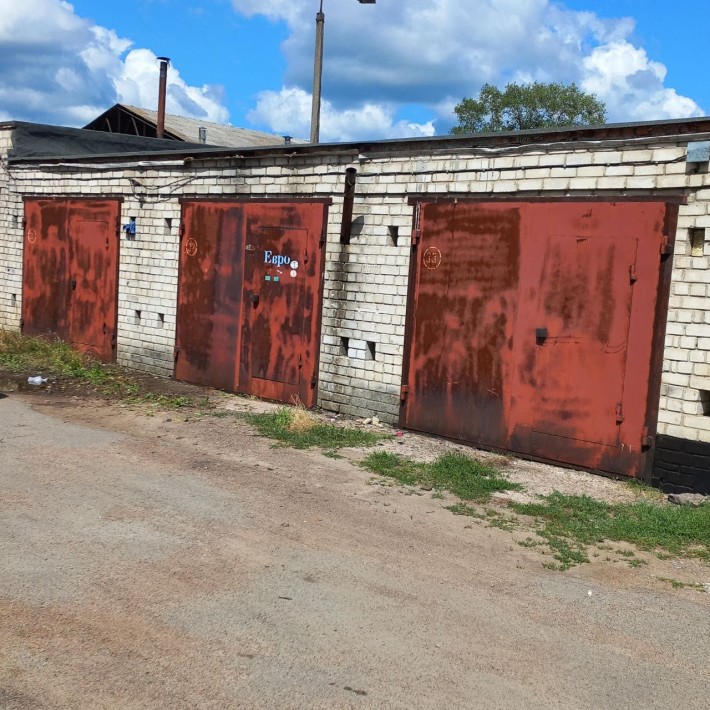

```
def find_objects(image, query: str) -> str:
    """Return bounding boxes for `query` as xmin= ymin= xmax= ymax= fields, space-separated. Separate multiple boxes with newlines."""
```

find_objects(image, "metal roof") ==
xmin=83 ymin=104 xmax=305 ymax=148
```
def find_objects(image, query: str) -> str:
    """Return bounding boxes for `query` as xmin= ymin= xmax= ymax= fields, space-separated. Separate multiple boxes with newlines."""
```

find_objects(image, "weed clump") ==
xmin=362 ymin=451 xmax=519 ymax=504
xmin=511 ymin=492 xmax=710 ymax=570
xmin=243 ymin=407 xmax=386 ymax=450
xmin=0 ymin=330 xmax=109 ymax=384
xmin=0 ymin=331 xmax=197 ymax=409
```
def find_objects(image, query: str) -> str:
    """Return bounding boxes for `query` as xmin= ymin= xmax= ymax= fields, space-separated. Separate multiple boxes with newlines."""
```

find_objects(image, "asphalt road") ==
xmin=0 ymin=392 xmax=708 ymax=709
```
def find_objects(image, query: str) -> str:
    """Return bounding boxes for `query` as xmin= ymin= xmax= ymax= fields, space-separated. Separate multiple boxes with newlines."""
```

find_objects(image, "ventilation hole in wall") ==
xmin=11 ymin=294 xmax=17 ymax=307
xmin=340 ymin=336 xmax=350 ymax=356
xmin=689 ymin=228 xmax=706 ymax=257
xmin=366 ymin=341 xmax=376 ymax=361
xmin=387 ymin=225 xmax=399 ymax=247
xmin=134 ymin=310 xmax=142 ymax=324
xmin=157 ymin=313 xmax=165 ymax=328
xmin=699 ymin=390 xmax=710 ymax=416
xmin=164 ymin=218 xmax=172 ymax=235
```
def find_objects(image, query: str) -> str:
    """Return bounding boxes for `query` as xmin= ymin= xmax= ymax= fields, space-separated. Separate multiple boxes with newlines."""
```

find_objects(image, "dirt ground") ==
xmin=0 ymin=379 xmax=709 ymax=709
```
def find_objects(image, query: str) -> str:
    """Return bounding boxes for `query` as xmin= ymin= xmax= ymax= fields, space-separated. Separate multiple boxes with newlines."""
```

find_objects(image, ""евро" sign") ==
xmin=264 ymin=250 xmax=292 ymax=266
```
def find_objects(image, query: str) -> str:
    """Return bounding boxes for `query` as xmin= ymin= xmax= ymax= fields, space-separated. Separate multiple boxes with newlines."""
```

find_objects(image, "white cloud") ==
xmin=0 ymin=0 xmax=229 ymax=126
xmin=248 ymin=86 xmax=435 ymax=142
xmin=233 ymin=0 xmax=703 ymax=136
xmin=115 ymin=49 xmax=229 ymax=124
xmin=582 ymin=42 xmax=702 ymax=121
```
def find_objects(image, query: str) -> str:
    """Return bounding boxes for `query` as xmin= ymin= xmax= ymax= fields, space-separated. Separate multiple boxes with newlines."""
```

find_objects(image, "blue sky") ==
xmin=1 ymin=0 xmax=709 ymax=141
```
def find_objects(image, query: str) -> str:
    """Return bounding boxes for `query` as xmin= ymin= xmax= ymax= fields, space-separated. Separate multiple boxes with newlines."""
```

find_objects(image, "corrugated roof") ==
xmin=122 ymin=105 xmax=305 ymax=148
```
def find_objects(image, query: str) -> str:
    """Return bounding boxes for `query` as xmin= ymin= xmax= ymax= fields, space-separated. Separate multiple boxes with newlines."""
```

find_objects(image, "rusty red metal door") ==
xmin=175 ymin=201 xmax=326 ymax=406
xmin=22 ymin=199 xmax=119 ymax=362
xmin=509 ymin=202 xmax=669 ymax=475
xmin=175 ymin=202 xmax=245 ymax=391
xmin=402 ymin=200 xmax=673 ymax=477
xmin=402 ymin=202 xmax=521 ymax=447
xmin=22 ymin=200 xmax=71 ymax=342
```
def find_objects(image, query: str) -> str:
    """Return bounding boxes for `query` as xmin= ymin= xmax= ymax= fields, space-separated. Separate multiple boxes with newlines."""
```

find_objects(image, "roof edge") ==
xmin=6 ymin=115 xmax=710 ymax=165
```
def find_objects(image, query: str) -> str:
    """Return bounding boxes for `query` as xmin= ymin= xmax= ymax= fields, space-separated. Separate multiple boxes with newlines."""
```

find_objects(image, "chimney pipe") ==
xmin=156 ymin=57 xmax=170 ymax=139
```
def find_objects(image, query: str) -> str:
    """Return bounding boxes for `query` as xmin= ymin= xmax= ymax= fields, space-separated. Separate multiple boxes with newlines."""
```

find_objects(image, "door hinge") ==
xmin=320 ymin=222 xmax=327 ymax=246
xmin=22 ymin=218 xmax=27 ymax=230
xmin=173 ymin=346 xmax=181 ymax=361
xmin=641 ymin=426 xmax=653 ymax=448
xmin=400 ymin=384 xmax=409 ymax=402
xmin=615 ymin=403 xmax=624 ymax=424
xmin=660 ymin=235 xmax=674 ymax=255
xmin=629 ymin=264 xmax=637 ymax=283
xmin=310 ymin=373 xmax=317 ymax=387
xmin=411 ymin=229 xmax=421 ymax=246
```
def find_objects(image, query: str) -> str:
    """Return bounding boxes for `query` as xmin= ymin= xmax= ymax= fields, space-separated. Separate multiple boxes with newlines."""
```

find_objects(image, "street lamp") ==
xmin=310 ymin=0 xmax=376 ymax=144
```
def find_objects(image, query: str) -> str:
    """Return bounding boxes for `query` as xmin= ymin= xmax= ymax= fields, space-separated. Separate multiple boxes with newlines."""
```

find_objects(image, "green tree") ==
xmin=451 ymin=82 xmax=606 ymax=134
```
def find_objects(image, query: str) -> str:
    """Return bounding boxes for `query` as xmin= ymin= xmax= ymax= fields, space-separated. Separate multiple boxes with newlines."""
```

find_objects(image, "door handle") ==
xmin=70 ymin=279 xmax=77 ymax=291
xmin=535 ymin=327 xmax=548 ymax=342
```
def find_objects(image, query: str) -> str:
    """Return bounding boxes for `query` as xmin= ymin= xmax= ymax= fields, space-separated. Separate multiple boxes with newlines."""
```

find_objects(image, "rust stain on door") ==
xmin=175 ymin=201 xmax=326 ymax=407
xmin=402 ymin=201 xmax=672 ymax=478
xmin=404 ymin=203 xmax=521 ymax=447
xmin=174 ymin=203 xmax=244 ymax=391
xmin=22 ymin=199 xmax=119 ymax=362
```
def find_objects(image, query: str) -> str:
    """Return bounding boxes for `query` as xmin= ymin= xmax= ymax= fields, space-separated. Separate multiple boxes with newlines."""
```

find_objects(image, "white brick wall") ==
xmin=0 ymin=127 xmax=23 ymax=330
xmin=661 ymin=190 xmax=710 ymax=443
xmin=2 ymin=132 xmax=710 ymax=439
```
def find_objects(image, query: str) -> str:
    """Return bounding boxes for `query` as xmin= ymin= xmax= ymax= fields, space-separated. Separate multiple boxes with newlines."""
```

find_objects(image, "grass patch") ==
xmin=517 ymin=537 xmax=543 ymax=548
xmin=625 ymin=478 xmax=665 ymax=501
xmin=362 ymin=452 xmax=427 ymax=486
xmin=657 ymin=577 xmax=707 ymax=592
xmin=511 ymin=492 xmax=710 ymax=570
xmin=0 ymin=331 xmax=199 ymax=409
xmin=446 ymin=503 xmax=484 ymax=518
xmin=242 ymin=407 xmax=386 ymax=450
xmin=322 ymin=450 xmax=344 ymax=460
xmin=0 ymin=330 xmax=111 ymax=384
xmin=131 ymin=392 xmax=193 ymax=409
xmin=362 ymin=451 xmax=520 ymax=504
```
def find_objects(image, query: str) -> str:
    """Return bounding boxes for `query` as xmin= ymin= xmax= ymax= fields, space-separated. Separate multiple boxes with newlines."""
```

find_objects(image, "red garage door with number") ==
xmin=175 ymin=201 xmax=327 ymax=407
xmin=22 ymin=199 xmax=120 ymax=362
xmin=402 ymin=201 xmax=675 ymax=478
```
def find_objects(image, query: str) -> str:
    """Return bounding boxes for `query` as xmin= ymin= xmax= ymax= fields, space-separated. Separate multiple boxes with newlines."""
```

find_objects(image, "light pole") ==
xmin=310 ymin=0 xmax=376 ymax=144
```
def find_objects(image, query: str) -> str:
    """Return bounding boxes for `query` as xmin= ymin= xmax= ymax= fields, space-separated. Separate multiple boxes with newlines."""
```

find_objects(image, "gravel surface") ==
xmin=0 ymin=388 xmax=708 ymax=709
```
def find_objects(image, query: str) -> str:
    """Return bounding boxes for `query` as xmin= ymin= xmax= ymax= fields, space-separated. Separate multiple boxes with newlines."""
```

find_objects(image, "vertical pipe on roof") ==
xmin=156 ymin=57 xmax=170 ymax=139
